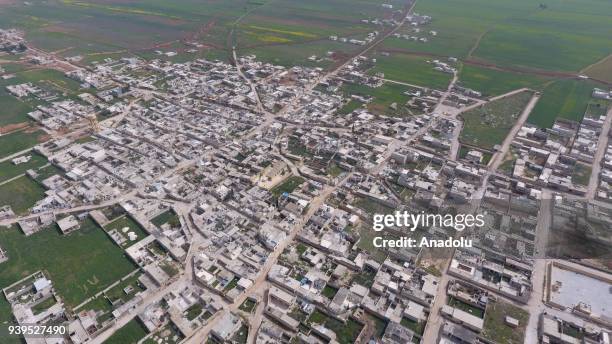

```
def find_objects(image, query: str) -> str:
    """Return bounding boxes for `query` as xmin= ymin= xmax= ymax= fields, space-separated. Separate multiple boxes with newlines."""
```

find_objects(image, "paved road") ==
xmin=0 ymin=147 xmax=33 ymax=163
xmin=586 ymin=106 xmax=612 ymax=199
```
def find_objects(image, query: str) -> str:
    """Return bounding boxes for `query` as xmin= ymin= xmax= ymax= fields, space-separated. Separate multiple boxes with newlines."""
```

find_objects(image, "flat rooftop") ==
xmin=549 ymin=263 xmax=612 ymax=317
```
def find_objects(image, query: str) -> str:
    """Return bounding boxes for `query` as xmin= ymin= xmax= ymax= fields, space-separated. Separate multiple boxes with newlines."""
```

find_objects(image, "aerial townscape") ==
xmin=0 ymin=0 xmax=611 ymax=343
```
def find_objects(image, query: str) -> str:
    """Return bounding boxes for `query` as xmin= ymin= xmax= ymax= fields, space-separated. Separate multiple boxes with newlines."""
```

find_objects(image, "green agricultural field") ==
xmin=585 ymin=54 xmax=612 ymax=84
xmin=7 ymin=10 xmax=169 ymax=51
xmin=381 ymin=25 xmax=476 ymax=60
xmin=460 ymin=91 xmax=533 ymax=150
xmin=105 ymin=318 xmax=148 ymax=344
xmin=528 ymin=79 xmax=599 ymax=128
xmin=0 ymin=153 xmax=47 ymax=183
xmin=0 ymin=299 xmax=13 ymax=335
xmin=235 ymin=0 xmax=403 ymax=47
xmin=0 ymin=0 xmax=242 ymax=56
xmin=1 ymin=69 xmax=82 ymax=93
xmin=0 ymin=94 xmax=32 ymax=127
xmin=458 ymin=65 xmax=553 ymax=97
xmin=0 ymin=63 xmax=29 ymax=74
xmin=239 ymin=40 xmax=360 ymax=69
xmin=367 ymin=51 xmax=452 ymax=90
xmin=409 ymin=0 xmax=612 ymax=72
xmin=399 ymin=0 xmax=529 ymax=60
xmin=0 ymin=0 xmax=403 ymax=66
xmin=0 ymin=129 xmax=47 ymax=159
xmin=0 ymin=176 xmax=46 ymax=214
xmin=0 ymin=218 xmax=137 ymax=310
xmin=473 ymin=25 xmax=610 ymax=72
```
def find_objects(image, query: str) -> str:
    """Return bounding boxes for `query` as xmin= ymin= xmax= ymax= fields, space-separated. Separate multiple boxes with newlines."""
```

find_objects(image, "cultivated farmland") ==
xmin=0 ymin=218 xmax=137 ymax=311
xmin=528 ymin=79 xmax=602 ymax=128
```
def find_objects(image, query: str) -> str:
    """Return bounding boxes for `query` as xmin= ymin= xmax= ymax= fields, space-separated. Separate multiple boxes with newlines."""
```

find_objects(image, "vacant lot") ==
xmin=571 ymin=163 xmax=592 ymax=186
xmin=337 ymin=99 xmax=364 ymax=115
xmin=308 ymin=309 xmax=363 ymax=344
xmin=271 ymin=175 xmax=305 ymax=197
xmin=105 ymin=318 xmax=148 ymax=344
xmin=481 ymin=300 xmax=529 ymax=344
xmin=460 ymin=91 xmax=532 ymax=149
xmin=151 ymin=209 xmax=181 ymax=228
xmin=0 ymin=218 xmax=137 ymax=308
xmin=528 ymin=79 xmax=599 ymax=128
xmin=104 ymin=215 xmax=149 ymax=248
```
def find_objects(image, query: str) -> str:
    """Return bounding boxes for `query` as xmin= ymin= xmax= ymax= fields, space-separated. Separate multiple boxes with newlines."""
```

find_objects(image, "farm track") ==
xmin=466 ymin=28 xmax=489 ymax=59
